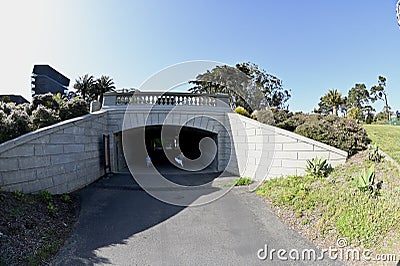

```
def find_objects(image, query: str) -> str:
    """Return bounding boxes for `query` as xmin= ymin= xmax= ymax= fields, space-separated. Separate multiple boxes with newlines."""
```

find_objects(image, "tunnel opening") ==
xmin=116 ymin=125 xmax=219 ymax=175
xmin=144 ymin=125 xmax=218 ymax=173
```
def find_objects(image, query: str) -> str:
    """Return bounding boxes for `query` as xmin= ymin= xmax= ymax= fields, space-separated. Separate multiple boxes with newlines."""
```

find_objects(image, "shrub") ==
xmin=0 ymin=102 xmax=12 ymax=115
xmin=31 ymin=105 xmax=60 ymax=130
xmin=346 ymin=106 xmax=363 ymax=121
xmin=270 ymin=107 xmax=293 ymax=124
xmin=4 ymin=108 xmax=31 ymax=141
xmin=305 ymin=157 xmax=332 ymax=178
xmin=59 ymin=98 xmax=89 ymax=120
xmin=276 ymin=112 xmax=308 ymax=131
xmin=294 ymin=116 xmax=368 ymax=155
xmin=0 ymin=110 xmax=7 ymax=143
xmin=374 ymin=111 xmax=388 ymax=123
xmin=365 ymin=113 xmax=374 ymax=124
xmin=234 ymin=106 xmax=250 ymax=117
xmin=29 ymin=93 xmax=60 ymax=114
xmin=252 ymin=109 xmax=275 ymax=125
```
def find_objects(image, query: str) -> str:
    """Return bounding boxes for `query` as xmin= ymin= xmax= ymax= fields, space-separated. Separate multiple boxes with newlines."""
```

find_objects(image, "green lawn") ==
xmin=364 ymin=124 xmax=400 ymax=165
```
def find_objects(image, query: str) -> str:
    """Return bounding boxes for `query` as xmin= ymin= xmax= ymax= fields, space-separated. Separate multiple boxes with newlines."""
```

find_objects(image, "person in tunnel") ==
xmin=146 ymin=155 xmax=152 ymax=167
xmin=174 ymin=152 xmax=184 ymax=167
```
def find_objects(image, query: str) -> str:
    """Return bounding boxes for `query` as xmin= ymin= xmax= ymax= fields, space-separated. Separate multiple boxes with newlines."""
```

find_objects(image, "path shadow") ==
xmin=51 ymin=172 xmax=222 ymax=265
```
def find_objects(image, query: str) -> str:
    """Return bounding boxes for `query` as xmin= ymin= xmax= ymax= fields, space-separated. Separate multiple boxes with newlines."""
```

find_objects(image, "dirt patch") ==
xmin=0 ymin=191 xmax=79 ymax=265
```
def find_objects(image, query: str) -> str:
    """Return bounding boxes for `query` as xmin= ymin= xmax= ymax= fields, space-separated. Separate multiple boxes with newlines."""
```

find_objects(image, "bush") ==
xmin=0 ymin=110 xmax=7 ymax=143
xmin=59 ymin=98 xmax=89 ymax=120
xmin=276 ymin=112 xmax=308 ymax=131
xmin=346 ymin=106 xmax=363 ymax=121
xmin=252 ymin=109 xmax=275 ymax=125
xmin=295 ymin=116 xmax=368 ymax=155
xmin=374 ymin=111 xmax=388 ymax=123
xmin=4 ymin=108 xmax=31 ymax=141
xmin=29 ymin=93 xmax=60 ymax=114
xmin=31 ymin=105 xmax=60 ymax=130
xmin=365 ymin=113 xmax=374 ymax=124
xmin=234 ymin=106 xmax=250 ymax=117
xmin=0 ymin=102 xmax=12 ymax=115
xmin=270 ymin=107 xmax=293 ymax=125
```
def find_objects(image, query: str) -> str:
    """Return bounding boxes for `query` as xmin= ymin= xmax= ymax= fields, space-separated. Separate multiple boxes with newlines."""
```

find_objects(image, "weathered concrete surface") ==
xmin=52 ymin=173 xmax=343 ymax=266
xmin=227 ymin=114 xmax=348 ymax=180
xmin=0 ymin=111 xmax=108 ymax=194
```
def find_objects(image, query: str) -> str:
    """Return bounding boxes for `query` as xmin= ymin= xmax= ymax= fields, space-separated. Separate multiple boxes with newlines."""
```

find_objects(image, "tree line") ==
xmin=314 ymin=76 xmax=394 ymax=122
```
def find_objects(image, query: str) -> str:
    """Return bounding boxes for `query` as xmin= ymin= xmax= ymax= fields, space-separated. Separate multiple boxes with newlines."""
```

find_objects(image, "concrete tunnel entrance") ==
xmin=115 ymin=125 xmax=219 ymax=173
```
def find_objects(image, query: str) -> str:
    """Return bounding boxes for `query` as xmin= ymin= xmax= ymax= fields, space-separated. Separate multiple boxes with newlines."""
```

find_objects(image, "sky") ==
xmin=0 ymin=0 xmax=399 ymax=113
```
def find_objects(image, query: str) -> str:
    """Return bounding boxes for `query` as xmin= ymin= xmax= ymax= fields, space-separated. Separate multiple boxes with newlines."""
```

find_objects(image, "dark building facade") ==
xmin=31 ymin=65 xmax=70 ymax=96
xmin=0 ymin=95 xmax=29 ymax=104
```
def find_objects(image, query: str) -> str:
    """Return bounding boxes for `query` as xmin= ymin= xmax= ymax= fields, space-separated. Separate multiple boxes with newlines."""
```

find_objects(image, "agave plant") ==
xmin=305 ymin=157 xmax=332 ymax=177
xmin=357 ymin=165 xmax=383 ymax=197
xmin=368 ymin=144 xmax=383 ymax=162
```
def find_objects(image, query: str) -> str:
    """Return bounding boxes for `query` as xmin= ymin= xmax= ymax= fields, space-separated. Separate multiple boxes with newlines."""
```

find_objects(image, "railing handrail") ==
xmin=103 ymin=91 xmax=230 ymax=107
xmin=104 ymin=91 xmax=228 ymax=97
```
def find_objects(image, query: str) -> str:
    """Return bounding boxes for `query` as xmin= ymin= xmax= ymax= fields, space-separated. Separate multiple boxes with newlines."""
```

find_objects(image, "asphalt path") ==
xmin=52 ymin=172 xmax=343 ymax=266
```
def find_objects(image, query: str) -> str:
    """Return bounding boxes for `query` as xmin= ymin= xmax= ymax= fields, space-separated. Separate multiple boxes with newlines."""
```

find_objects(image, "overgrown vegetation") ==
xmin=305 ymin=157 xmax=332 ymax=178
xmin=0 ymin=191 xmax=78 ymax=265
xmin=252 ymin=108 xmax=369 ymax=155
xmin=0 ymin=93 xmax=89 ymax=144
xmin=294 ymin=115 xmax=368 ymax=155
xmin=234 ymin=106 xmax=250 ymax=117
xmin=256 ymin=151 xmax=400 ymax=250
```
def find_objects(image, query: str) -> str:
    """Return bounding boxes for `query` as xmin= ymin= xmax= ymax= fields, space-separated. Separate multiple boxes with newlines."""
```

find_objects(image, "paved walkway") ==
xmin=52 ymin=173 xmax=343 ymax=265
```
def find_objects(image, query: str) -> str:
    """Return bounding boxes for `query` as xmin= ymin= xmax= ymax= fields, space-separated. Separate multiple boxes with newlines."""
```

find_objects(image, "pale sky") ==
xmin=1 ymin=0 xmax=399 ymax=113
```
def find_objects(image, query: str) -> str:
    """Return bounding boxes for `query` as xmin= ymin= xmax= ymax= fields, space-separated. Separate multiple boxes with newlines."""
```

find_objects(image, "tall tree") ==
xmin=74 ymin=74 xmax=95 ymax=102
xmin=236 ymin=62 xmax=291 ymax=110
xmin=347 ymin=83 xmax=374 ymax=120
xmin=93 ymin=76 xmax=116 ymax=106
xmin=370 ymin=76 xmax=391 ymax=121
xmin=317 ymin=89 xmax=344 ymax=116
xmin=189 ymin=62 xmax=290 ymax=113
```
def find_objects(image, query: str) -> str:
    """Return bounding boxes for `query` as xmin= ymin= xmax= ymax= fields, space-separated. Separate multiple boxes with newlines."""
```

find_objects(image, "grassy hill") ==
xmin=363 ymin=124 xmax=400 ymax=165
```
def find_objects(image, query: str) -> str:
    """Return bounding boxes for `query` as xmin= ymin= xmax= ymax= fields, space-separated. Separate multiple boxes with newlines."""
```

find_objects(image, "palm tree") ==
xmin=74 ymin=74 xmax=95 ymax=102
xmin=324 ymin=89 xmax=344 ymax=116
xmin=94 ymin=76 xmax=116 ymax=106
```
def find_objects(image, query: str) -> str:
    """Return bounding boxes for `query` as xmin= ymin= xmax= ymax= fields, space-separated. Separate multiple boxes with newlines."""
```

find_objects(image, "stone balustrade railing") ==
xmin=103 ymin=91 xmax=230 ymax=108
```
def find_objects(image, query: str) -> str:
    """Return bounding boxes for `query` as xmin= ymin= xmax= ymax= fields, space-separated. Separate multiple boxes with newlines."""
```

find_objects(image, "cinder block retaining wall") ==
xmin=0 ymin=110 xmax=108 ymax=194
xmin=0 ymin=108 xmax=348 ymax=194
xmin=227 ymin=113 xmax=348 ymax=180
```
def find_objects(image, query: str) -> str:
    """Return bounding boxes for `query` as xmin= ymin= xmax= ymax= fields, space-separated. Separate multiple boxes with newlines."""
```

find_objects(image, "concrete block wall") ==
xmin=226 ymin=113 xmax=348 ymax=180
xmin=0 ymin=110 xmax=108 ymax=194
xmin=0 ymin=104 xmax=349 ymax=194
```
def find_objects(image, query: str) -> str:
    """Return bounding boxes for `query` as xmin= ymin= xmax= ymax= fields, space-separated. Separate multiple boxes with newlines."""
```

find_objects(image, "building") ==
xmin=0 ymin=94 xmax=29 ymax=104
xmin=31 ymin=65 xmax=70 ymax=96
